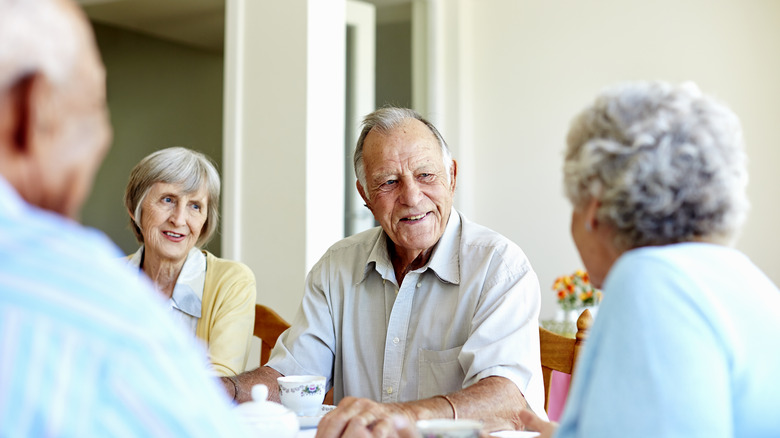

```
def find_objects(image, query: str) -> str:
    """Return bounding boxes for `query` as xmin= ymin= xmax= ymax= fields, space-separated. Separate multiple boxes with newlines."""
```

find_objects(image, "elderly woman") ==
xmin=124 ymin=147 xmax=256 ymax=377
xmin=518 ymin=82 xmax=780 ymax=437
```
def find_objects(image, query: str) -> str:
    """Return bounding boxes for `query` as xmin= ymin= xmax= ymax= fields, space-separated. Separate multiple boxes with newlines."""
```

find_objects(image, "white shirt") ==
xmin=267 ymin=209 xmax=546 ymax=417
xmin=127 ymin=246 xmax=206 ymax=335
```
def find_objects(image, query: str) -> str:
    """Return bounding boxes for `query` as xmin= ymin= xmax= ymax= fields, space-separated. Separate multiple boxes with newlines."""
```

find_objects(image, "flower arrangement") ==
xmin=552 ymin=269 xmax=602 ymax=311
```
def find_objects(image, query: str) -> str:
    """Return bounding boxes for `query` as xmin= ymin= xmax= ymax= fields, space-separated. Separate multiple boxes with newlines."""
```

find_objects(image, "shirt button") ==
xmin=387 ymin=386 xmax=393 ymax=394
xmin=383 ymin=279 xmax=386 ymax=285
xmin=416 ymin=282 xmax=422 ymax=288
xmin=393 ymin=337 xmax=400 ymax=344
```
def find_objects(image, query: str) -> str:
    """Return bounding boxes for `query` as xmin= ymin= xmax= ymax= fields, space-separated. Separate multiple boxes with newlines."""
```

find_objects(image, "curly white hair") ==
xmin=563 ymin=81 xmax=749 ymax=250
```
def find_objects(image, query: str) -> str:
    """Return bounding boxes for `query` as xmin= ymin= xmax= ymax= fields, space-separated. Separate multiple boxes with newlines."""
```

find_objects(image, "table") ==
xmin=296 ymin=428 xmax=317 ymax=438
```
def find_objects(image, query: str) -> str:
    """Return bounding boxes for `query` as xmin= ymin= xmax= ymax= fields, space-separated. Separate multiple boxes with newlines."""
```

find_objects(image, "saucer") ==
xmin=298 ymin=404 xmax=336 ymax=429
xmin=489 ymin=431 xmax=541 ymax=438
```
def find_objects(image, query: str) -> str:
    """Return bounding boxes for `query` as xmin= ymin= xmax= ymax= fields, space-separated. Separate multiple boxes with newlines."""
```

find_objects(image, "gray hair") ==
xmin=124 ymin=147 xmax=221 ymax=247
xmin=353 ymin=107 xmax=453 ymax=196
xmin=564 ymin=81 xmax=749 ymax=251
xmin=0 ymin=0 xmax=81 ymax=90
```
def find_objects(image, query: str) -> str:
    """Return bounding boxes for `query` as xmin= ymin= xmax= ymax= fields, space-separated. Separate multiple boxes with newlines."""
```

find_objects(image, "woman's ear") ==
xmin=584 ymin=197 xmax=600 ymax=232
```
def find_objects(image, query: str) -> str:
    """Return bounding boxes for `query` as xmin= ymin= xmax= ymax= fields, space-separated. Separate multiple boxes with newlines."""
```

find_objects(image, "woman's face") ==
xmin=570 ymin=199 xmax=617 ymax=289
xmin=138 ymin=181 xmax=208 ymax=265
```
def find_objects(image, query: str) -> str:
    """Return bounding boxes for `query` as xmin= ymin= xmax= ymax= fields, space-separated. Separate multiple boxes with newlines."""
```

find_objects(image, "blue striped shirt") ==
xmin=0 ymin=177 xmax=247 ymax=437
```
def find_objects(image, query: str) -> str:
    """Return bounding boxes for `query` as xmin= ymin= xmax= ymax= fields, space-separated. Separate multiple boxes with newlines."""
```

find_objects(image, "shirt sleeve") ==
xmin=556 ymin=254 xmax=732 ymax=438
xmin=101 ymin=321 xmax=251 ymax=437
xmin=461 ymin=248 xmax=546 ymax=418
xmin=266 ymin=256 xmax=337 ymax=387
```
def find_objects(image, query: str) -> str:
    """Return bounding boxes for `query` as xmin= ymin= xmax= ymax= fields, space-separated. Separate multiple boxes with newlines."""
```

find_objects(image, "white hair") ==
xmin=564 ymin=81 xmax=749 ymax=250
xmin=125 ymin=147 xmax=222 ymax=247
xmin=353 ymin=107 xmax=453 ymax=198
xmin=0 ymin=0 xmax=80 ymax=90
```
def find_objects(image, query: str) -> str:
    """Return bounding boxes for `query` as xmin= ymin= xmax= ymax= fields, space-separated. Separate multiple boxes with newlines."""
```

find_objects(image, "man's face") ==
xmin=357 ymin=119 xmax=456 ymax=262
xmin=36 ymin=0 xmax=112 ymax=218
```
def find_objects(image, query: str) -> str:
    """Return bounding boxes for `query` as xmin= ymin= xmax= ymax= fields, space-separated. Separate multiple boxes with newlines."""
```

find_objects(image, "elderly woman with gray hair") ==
xmin=517 ymin=82 xmax=780 ymax=438
xmin=124 ymin=147 xmax=256 ymax=378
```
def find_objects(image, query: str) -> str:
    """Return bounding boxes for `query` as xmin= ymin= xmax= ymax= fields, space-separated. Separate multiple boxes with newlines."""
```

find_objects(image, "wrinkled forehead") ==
xmin=364 ymin=119 xmax=442 ymax=159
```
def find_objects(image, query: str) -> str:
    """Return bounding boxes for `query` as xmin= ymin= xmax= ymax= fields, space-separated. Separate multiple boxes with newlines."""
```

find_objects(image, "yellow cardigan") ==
xmin=197 ymin=250 xmax=256 ymax=377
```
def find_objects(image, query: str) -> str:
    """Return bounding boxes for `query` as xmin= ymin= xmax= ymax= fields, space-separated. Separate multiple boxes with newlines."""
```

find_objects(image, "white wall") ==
xmin=452 ymin=0 xmax=780 ymax=319
xmin=83 ymin=23 xmax=224 ymax=257
xmin=223 ymin=0 xmax=345 ymax=321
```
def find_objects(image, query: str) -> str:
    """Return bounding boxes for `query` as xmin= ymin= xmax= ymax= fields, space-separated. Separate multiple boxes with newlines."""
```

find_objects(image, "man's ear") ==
xmin=449 ymin=159 xmax=458 ymax=192
xmin=356 ymin=180 xmax=371 ymax=211
xmin=1 ymin=74 xmax=38 ymax=154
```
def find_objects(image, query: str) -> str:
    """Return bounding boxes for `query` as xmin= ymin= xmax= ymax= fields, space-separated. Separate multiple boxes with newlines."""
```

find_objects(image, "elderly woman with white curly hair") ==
xmin=518 ymin=81 xmax=780 ymax=438
xmin=124 ymin=147 xmax=256 ymax=380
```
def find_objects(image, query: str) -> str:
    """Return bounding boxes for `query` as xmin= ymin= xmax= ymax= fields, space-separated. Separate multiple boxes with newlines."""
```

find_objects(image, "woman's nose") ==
xmin=169 ymin=204 xmax=186 ymax=225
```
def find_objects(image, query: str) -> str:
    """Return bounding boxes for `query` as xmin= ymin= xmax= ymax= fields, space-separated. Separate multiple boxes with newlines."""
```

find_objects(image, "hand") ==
xmin=518 ymin=409 xmax=558 ymax=438
xmin=315 ymin=397 xmax=414 ymax=438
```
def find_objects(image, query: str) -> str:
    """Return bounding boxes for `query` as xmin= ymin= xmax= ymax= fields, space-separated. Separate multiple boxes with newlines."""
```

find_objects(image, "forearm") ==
xmin=398 ymin=376 xmax=527 ymax=431
xmin=221 ymin=365 xmax=284 ymax=404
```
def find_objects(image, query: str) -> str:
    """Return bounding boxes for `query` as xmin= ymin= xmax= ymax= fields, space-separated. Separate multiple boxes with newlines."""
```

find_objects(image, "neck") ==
xmin=389 ymin=241 xmax=433 ymax=286
xmin=141 ymin=249 xmax=187 ymax=299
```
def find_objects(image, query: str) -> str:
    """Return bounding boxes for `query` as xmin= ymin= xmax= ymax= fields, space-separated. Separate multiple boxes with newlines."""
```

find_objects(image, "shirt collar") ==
xmin=362 ymin=207 xmax=461 ymax=286
xmin=127 ymin=246 xmax=205 ymax=318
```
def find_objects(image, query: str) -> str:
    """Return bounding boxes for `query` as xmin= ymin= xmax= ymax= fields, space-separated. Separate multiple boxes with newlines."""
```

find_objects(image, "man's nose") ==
xmin=398 ymin=180 xmax=423 ymax=205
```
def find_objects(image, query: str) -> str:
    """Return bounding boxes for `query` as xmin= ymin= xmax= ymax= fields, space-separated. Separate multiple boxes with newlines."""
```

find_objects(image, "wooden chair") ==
xmin=539 ymin=308 xmax=593 ymax=413
xmin=254 ymin=304 xmax=291 ymax=366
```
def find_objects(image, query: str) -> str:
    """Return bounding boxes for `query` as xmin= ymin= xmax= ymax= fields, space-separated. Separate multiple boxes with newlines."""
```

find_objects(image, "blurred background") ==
xmin=77 ymin=0 xmax=780 ymax=322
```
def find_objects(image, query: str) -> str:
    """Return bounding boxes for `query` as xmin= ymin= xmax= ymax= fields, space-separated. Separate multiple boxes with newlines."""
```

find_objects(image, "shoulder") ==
xmin=458 ymin=212 xmax=533 ymax=275
xmin=203 ymin=250 xmax=256 ymax=281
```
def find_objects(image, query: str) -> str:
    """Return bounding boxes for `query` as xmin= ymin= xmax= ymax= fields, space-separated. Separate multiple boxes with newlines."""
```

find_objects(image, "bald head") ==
xmin=0 ymin=0 xmax=111 ymax=218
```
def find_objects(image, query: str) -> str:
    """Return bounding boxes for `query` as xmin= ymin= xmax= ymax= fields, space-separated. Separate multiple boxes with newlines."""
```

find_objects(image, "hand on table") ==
xmin=518 ymin=409 xmax=557 ymax=438
xmin=315 ymin=397 xmax=416 ymax=438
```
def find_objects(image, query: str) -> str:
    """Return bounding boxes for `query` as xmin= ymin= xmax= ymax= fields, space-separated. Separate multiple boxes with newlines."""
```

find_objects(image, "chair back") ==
xmin=539 ymin=308 xmax=593 ymax=413
xmin=254 ymin=304 xmax=291 ymax=366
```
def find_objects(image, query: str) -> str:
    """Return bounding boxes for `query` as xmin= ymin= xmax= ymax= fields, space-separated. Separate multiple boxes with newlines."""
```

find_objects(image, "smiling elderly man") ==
xmin=0 ymin=0 xmax=247 ymax=435
xmin=230 ymin=107 xmax=545 ymax=437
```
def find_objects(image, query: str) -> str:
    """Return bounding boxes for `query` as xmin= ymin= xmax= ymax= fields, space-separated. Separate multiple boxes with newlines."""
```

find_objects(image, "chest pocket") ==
xmin=417 ymin=345 xmax=464 ymax=399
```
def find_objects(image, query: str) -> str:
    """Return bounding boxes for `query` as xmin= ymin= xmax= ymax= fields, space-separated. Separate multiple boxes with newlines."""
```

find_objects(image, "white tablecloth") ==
xmin=296 ymin=428 xmax=317 ymax=438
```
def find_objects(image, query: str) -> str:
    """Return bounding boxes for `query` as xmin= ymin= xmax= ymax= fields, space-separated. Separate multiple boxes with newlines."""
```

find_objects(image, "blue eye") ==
xmin=163 ymin=197 xmax=173 ymax=203
xmin=192 ymin=203 xmax=201 ymax=211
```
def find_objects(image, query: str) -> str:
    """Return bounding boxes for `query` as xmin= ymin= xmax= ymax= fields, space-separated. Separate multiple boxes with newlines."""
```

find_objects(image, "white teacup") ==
xmin=277 ymin=375 xmax=327 ymax=416
xmin=416 ymin=419 xmax=483 ymax=438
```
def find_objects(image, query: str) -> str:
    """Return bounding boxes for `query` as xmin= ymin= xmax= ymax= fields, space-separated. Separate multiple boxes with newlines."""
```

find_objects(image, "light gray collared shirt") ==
xmin=128 ymin=246 xmax=206 ymax=336
xmin=267 ymin=208 xmax=546 ymax=417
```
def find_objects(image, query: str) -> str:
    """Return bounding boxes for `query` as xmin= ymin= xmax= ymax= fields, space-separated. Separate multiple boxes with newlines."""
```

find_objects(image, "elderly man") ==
xmin=230 ymin=107 xmax=545 ymax=436
xmin=0 ymin=0 xmax=246 ymax=435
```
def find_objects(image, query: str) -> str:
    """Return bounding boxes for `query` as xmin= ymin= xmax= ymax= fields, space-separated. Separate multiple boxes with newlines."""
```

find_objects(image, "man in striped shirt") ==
xmin=0 ymin=0 xmax=248 ymax=436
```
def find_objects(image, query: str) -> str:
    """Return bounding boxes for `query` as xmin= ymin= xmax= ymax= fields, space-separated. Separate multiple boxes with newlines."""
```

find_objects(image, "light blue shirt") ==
xmin=556 ymin=243 xmax=780 ymax=438
xmin=268 ymin=209 xmax=546 ymax=417
xmin=0 ymin=176 xmax=247 ymax=437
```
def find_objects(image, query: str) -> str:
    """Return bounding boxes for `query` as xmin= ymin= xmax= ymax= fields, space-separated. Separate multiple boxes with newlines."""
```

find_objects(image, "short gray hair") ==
xmin=0 ymin=0 xmax=81 ymax=90
xmin=564 ymin=81 xmax=749 ymax=250
xmin=353 ymin=107 xmax=453 ymax=196
xmin=124 ymin=147 xmax=221 ymax=247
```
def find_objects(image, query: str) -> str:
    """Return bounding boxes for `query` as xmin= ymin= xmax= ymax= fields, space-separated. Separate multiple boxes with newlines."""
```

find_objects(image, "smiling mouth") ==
xmin=164 ymin=231 xmax=184 ymax=238
xmin=401 ymin=212 xmax=428 ymax=222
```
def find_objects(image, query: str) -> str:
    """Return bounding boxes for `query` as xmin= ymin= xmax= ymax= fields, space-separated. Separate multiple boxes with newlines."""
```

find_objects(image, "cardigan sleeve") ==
xmin=198 ymin=251 xmax=257 ymax=377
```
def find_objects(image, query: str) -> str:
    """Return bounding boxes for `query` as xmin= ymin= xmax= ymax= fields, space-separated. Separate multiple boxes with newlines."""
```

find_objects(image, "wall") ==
xmin=82 ymin=23 xmax=224 ymax=256
xmin=458 ymin=0 xmax=780 ymax=319
xmin=376 ymin=14 xmax=412 ymax=108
